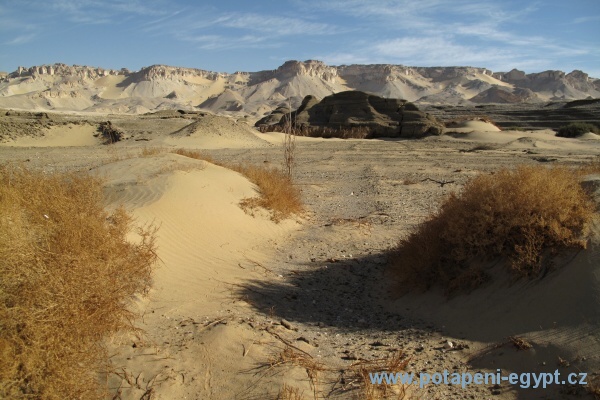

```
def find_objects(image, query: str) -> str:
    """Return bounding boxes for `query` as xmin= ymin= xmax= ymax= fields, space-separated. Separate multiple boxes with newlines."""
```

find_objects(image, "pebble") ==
xmin=281 ymin=318 xmax=297 ymax=331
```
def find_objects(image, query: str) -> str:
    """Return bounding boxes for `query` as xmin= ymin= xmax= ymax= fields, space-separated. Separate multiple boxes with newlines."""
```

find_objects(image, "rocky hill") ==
xmin=0 ymin=60 xmax=598 ymax=116
xmin=256 ymin=91 xmax=444 ymax=138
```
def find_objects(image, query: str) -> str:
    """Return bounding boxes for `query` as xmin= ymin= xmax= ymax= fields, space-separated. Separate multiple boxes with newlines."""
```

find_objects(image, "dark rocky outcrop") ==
xmin=470 ymin=86 xmax=539 ymax=103
xmin=97 ymin=121 xmax=124 ymax=144
xmin=255 ymin=105 xmax=292 ymax=126
xmin=256 ymin=91 xmax=443 ymax=138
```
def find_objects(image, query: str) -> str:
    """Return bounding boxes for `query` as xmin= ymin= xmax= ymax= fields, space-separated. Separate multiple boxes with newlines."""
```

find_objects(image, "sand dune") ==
xmin=444 ymin=120 xmax=502 ymax=133
xmin=388 ymin=231 xmax=600 ymax=397
xmin=443 ymin=128 xmax=600 ymax=153
xmin=163 ymin=115 xmax=272 ymax=149
xmin=254 ymin=130 xmax=351 ymax=144
xmin=2 ymin=123 xmax=100 ymax=147
xmin=96 ymin=153 xmax=295 ymax=306
xmin=94 ymin=154 xmax=305 ymax=397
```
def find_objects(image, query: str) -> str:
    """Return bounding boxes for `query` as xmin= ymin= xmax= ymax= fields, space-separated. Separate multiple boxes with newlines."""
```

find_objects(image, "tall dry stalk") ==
xmin=283 ymin=98 xmax=297 ymax=180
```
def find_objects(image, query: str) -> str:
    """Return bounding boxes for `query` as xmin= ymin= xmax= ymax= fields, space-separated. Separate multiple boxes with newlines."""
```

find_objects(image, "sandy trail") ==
xmin=93 ymin=153 xmax=307 ymax=398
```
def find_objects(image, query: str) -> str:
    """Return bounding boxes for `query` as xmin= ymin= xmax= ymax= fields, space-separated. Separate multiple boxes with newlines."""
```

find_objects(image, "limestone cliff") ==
xmin=1 ymin=60 xmax=598 ymax=114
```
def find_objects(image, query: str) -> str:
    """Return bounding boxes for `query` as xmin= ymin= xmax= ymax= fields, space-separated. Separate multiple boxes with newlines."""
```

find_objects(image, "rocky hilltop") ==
xmin=0 ymin=60 xmax=598 ymax=116
xmin=256 ymin=91 xmax=444 ymax=138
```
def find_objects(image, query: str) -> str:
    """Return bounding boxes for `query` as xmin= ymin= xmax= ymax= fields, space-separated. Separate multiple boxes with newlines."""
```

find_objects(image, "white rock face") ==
xmin=1 ymin=60 xmax=599 ymax=114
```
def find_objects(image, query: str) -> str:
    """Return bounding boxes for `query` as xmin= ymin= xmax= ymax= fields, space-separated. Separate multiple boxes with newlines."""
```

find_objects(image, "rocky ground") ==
xmin=205 ymin=138 xmax=599 ymax=399
xmin=422 ymin=99 xmax=600 ymax=130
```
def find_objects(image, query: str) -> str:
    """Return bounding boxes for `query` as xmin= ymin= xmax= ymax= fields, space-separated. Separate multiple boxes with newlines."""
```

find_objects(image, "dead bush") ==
xmin=0 ymin=165 xmax=157 ymax=399
xmin=587 ymin=374 xmax=600 ymax=399
xmin=234 ymin=164 xmax=303 ymax=222
xmin=277 ymin=384 xmax=305 ymax=400
xmin=97 ymin=121 xmax=123 ymax=144
xmin=390 ymin=165 xmax=595 ymax=294
xmin=172 ymin=149 xmax=302 ymax=221
xmin=140 ymin=147 xmax=165 ymax=157
xmin=348 ymin=351 xmax=410 ymax=399
xmin=269 ymin=346 xmax=325 ymax=399
xmin=171 ymin=148 xmax=214 ymax=164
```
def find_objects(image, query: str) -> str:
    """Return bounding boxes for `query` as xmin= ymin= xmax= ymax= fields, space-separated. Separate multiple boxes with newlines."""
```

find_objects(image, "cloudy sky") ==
xmin=1 ymin=0 xmax=599 ymax=76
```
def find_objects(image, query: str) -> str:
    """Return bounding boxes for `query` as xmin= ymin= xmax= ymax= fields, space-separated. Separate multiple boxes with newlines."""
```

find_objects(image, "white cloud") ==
xmin=373 ymin=36 xmax=515 ymax=66
xmin=5 ymin=33 xmax=36 ymax=45
xmin=573 ymin=15 xmax=600 ymax=24
xmin=181 ymin=34 xmax=279 ymax=51
xmin=315 ymin=52 xmax=371 ymax=66
xmin=221 ymin=13 xmax=338 ymax=36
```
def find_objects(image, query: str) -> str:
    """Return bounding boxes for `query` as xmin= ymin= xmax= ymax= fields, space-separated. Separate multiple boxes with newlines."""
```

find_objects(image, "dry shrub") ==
xmin=171 ymin=148 xmax=214 ymax=164
xmin=587 ymin=374 xmax=600 ymax=399
xmin=349 ymin=351 xmax=409 ymax=399
xmin=578 ymin=157 xmax=600 ymax=175
xmin=270 ymin=346 xmax=325 ymax=399
xmin=97 ymin=121 xmax=123 ymax=144
xmin=140 ymin=147 xmax=165 ymax=157
xmin=391 ymin=165 xmax=595 ymax=294
xmin=0 ymin=165 xmax=157 ymax=399
xmin=508 ymin=336 xmax=533 ymax=351
xmin=234 ymin=164 xmax=303 ymax=222
xmin=172 ymin=148 xmax=302 ymax=221
xmin=277 ymin=383 xmax=305 ymax=400
xmin=269 ymin=346 xmax=325 ymax=374
xmin=556 ymin=122 xmax=600 ymax=138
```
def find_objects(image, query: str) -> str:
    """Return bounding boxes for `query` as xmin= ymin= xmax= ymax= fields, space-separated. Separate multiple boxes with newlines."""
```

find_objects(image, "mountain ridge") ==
xmin=1 ymin=60 xmax=598 ymax=116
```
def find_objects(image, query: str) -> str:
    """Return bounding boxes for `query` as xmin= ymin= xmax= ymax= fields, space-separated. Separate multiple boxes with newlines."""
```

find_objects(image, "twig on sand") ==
xmin=196 ymin=317 xmax=229 ymax=333
xmin=243 ymin=342 xmax=255 ymax=357
xmin=421 ymin=177 xmax=455 ymax=187
xmin=265 ymin=326 xmax=314 ymax=359
xmin=243 ymin=256 xmax=275 ymax=276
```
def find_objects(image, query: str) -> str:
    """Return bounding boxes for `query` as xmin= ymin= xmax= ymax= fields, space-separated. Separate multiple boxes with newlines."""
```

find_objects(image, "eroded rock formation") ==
xmin=257 ymin=91 xmax=444 ymax=138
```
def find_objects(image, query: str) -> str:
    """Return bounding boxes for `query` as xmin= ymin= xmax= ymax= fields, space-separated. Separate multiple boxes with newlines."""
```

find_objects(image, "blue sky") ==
xmin=1 ymin=0 xmax=599 ymax=77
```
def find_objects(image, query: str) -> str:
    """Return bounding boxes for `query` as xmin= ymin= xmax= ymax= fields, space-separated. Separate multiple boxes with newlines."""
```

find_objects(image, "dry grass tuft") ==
xmin=269 ymin=346 xmax=326 ymax=373
xmin=508 ymin=336 xmax=533 ymax=351
xmin=172 ymin=148 xmax=302 ymax=221
xmin=0 ymin=165 xmax=157 ymax=399
xmin=140 ymin=146 xmax=165 ymax=157
xmin=171 ymin=148 xmax=215 ymax=164
xmin=578 ymin=157 xmax=600 ymax=176
xmin=234 ymin=164 xmax=302 ymax=222
xmin=348 ymin=351 xmax=410 ymax=399
xmin=587 ymin=374 xmax=600 ymax=399
xmin=269 ymin=346 xmax=325 ymax=399
xmin=277 ymin=383 xmax=305 ymax=400
xmin=390 ymin=165 xmax=595 ymax=294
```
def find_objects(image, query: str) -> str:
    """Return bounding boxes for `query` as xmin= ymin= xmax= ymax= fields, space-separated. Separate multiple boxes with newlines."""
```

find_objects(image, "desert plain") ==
xmin=1 ymin=105 xmax=599 ymax=400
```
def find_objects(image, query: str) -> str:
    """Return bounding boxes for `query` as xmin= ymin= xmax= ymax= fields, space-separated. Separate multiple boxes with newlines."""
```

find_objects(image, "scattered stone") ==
xmin=281 ymin=318 xmax=297 ymax=331
xmin=342 ymin=350 xmax=359 ymax=360
xmin=370 ymin=341 xmax=388 ymax=347
xmin=296 ymin=336 xmax=311 ymax=344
